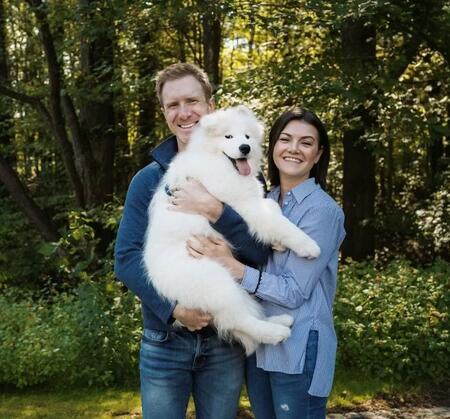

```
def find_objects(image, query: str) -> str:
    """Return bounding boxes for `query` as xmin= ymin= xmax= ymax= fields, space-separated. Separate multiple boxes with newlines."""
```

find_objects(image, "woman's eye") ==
xmin=225 ymin=134 xmax=233 ymax=139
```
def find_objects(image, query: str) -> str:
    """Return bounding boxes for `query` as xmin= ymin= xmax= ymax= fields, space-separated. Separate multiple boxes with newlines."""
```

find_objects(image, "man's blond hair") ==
xmin=155 ymin=63 xmax=212 ymax=106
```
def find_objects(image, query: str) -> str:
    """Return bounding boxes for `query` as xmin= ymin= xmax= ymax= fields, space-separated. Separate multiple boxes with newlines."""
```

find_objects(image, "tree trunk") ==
xmin=200 ymin=1 xmax=221 ymax=86
xmin=342 ymin=129 xmax=376 ymax=260
xmin=0 ymin=156 xmax=60 ymax=241
xmin=341 ymin=19 xmax=377 ymax=260
xmin=136 ymin=30 xmax=159 ymax=168
xmin=78 ymin=0 xmax=116 ymax=205
xmin=26 ymin=0 xmax=86 ymax=207
xmin=0 ymin=0 xmax=14 ymax=168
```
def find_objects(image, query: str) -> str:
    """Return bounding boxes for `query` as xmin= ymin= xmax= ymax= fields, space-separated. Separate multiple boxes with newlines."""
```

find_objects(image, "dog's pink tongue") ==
xmin=236 ymin=159 xmax=251 ymax=176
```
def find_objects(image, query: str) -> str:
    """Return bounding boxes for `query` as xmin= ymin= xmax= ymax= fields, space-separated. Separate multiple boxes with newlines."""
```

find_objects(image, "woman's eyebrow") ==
xmin=280 ymin=132 xmax=316 ymax=141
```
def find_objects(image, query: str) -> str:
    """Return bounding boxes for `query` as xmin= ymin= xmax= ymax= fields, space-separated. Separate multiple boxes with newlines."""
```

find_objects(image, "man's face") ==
xmin=160 ymin=75 xmax=214 ymax=151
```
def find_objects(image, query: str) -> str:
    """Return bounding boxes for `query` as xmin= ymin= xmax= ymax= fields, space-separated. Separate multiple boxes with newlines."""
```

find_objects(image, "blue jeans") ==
xmin=246 ymin=330 xmax=328 ymax=419
xmin=139 ymin=327 xmax=245 ymax=419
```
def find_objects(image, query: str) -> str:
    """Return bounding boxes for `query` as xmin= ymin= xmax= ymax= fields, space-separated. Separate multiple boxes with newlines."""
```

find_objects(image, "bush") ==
xmin=0 ymin=281 xmax=141 ymax=388
xmin=335 ymin=259 xmax=450 ymax=383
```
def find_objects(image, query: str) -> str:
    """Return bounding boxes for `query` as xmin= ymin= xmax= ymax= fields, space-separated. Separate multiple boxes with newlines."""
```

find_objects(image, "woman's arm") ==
xmin=189 ymin=205 xmax=345 ymax=309
xmin=240 ymin=205 xmax=345 ymax=308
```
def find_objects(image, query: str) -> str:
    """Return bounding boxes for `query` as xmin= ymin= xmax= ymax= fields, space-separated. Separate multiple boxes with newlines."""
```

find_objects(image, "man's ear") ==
xmin=208 ymin=98 xmax=215 ymax=112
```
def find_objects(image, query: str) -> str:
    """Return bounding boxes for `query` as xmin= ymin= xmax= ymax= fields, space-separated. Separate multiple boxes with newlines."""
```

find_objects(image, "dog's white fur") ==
xmin=143 ymin=105 xmax=320 ymax=354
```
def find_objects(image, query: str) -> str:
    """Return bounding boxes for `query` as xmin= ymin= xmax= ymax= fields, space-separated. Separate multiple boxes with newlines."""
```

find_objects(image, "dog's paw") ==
xmin=293 ymin=238 xmax=321 ymax=259
xmin=268 ymin=314 xmax=294 ymax=328
xmin=271 ymin=241 xmax=287 ymax=252
xmin=261 ymin=325 xmax=291 ymax=345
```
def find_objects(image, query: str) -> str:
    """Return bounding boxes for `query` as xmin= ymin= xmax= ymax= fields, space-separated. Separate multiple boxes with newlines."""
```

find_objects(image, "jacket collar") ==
xmin=150 ymin=135 xmax=178 ymax=170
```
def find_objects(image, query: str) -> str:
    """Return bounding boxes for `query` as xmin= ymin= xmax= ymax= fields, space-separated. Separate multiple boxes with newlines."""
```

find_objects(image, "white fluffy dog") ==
xmin=143 ymin=105 xmax=320 ymax=354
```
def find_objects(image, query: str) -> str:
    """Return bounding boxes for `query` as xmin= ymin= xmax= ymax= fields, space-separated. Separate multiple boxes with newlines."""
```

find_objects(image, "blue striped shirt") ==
xmin=241 ymin=178 xmax=345 ymax=397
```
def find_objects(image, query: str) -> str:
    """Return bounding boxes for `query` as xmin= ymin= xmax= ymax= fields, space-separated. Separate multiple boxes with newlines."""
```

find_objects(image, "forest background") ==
xmin=0 ymin=0 xmax=449 ymax=401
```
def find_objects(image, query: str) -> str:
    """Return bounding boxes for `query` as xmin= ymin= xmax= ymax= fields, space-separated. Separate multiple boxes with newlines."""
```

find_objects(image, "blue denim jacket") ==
xmin=114 ymin=135 xmax=269 ymax=332
xmin=241 ymin=178 xmax=346 ymax=397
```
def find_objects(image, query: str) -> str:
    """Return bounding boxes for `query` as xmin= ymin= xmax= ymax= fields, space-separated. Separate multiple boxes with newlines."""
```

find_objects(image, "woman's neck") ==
xmin=279 ymin=175 xmax=308 ymax=203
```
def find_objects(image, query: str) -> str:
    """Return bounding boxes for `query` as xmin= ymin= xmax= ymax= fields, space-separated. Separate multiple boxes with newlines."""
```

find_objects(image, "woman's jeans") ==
xmin=140 ymin=327 xmax=245 ymax=419
xmin=246 ymin=330 xmax=328 ymax=419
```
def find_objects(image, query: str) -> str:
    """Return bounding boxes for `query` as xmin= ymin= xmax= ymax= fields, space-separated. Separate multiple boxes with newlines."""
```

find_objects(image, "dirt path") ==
xmin=327 ymin=406 xmax=450 ymax=418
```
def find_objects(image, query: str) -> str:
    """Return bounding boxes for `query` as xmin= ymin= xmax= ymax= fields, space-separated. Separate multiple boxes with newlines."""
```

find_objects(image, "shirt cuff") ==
xmin=241 ymin=266 xmax=261 ymax=294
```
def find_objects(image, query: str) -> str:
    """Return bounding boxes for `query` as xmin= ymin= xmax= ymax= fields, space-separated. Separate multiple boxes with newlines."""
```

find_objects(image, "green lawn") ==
xmin=0 ymin=372 xmax=423 ymax=418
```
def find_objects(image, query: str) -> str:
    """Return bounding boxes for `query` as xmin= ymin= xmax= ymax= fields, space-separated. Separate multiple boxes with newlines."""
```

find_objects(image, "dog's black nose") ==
xmin=239 ymin=144 xmax=251 ymax=155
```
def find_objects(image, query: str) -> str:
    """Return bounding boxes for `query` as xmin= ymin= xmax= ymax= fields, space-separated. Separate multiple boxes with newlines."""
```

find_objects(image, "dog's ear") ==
xmin=198 ymin=112 xmax=224 ymax=137
xmin=235 ymin=105 xmax=253 ymax=116
xmin=235 ymin=105 xmax=265 ymax=141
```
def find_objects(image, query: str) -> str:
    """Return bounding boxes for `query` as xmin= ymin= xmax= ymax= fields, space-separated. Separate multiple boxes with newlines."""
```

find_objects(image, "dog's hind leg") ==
xmin=227 ymin=315 xmax=292 ymax=346
xmin=230 ymin=331 xmax=258 ymax=355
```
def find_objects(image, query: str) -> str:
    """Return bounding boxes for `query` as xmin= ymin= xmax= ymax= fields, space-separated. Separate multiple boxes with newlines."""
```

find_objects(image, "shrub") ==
xmin=335 ymin=259 xmax=450 ymax=383
xmin=0 ymin=281 xmax=141 ymax=388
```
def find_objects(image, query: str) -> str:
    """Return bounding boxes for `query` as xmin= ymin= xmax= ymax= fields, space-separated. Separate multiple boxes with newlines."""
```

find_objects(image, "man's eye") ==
xmin=225 ymin=135 xmax=233 ymax=139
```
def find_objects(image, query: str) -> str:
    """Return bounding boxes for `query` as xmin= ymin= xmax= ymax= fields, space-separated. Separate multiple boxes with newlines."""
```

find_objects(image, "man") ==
xmin=114 ymin=63 xmax=268 ymax=419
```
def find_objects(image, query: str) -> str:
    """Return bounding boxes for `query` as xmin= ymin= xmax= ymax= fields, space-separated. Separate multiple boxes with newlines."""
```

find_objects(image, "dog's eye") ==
xmin=225 ymin=134 xmax=233 ymax=139
xmin=245 ymin=134 xmax=250 ymax=139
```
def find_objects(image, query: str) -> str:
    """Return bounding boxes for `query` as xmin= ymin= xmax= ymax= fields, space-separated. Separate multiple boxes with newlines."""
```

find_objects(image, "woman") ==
xmin=182 ymin=108 xmax=346 ymax=418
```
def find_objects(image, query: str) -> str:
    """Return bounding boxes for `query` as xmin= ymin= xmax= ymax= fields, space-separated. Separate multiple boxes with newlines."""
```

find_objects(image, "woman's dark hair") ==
xmin=267 ymin=108 xmax=330 ymax=190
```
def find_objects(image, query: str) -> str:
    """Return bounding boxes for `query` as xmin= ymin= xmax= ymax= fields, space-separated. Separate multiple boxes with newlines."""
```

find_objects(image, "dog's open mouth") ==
xmin=224 ymin=153 xmax=251 ymax=176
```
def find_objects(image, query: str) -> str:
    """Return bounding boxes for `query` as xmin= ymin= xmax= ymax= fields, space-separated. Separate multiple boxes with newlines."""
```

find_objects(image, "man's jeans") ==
xmin=246 ymin=330 xmax=328 ymax=419
xmin=140 ymin=327 xmax=245 ymax=419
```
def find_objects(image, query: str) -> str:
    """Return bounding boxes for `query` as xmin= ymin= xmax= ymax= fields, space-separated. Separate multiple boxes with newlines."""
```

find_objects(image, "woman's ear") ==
xmin=314 ymin=147 xmax=324 ymax=164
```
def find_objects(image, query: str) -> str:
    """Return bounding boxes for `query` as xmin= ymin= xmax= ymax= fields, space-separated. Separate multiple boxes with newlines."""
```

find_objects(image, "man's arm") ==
xmin=212 ymin=204 xmax=270 ymax=268
xmin=114 ymin=167 xmax=176 ymax=324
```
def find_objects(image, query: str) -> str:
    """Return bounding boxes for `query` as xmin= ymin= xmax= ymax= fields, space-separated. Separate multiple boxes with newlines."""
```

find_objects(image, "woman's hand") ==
xmin=186 ymin=235 xmax=246 ymax=281
xmin=168 ymin=178 xmax=224 ymax=223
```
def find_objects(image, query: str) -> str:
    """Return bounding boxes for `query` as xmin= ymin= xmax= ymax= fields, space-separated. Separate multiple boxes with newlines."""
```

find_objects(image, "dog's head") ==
xmin=192 ymin=105 xmax=264 ymax=177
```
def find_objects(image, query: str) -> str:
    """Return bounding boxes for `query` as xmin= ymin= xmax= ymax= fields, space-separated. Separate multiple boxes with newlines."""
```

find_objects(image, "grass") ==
xmin=0 ymin=371 xmax=438 ymax=418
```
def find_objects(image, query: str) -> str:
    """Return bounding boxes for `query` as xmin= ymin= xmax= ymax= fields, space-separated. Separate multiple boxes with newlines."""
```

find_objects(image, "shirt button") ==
xmin=284 ymin=202 xmax=288 ymax=206
xmin=287 ymin=191 xmax=291 ymax=196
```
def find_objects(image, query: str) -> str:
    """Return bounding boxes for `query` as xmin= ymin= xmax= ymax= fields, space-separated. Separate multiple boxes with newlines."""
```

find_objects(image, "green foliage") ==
xmin=335 ymin=259 xmax=450 ymax=383
xmin=0 ymin=281 xmax=141 ymax=388
xmin=38 ymin=200 xmax=123 ymax=285
xmin=0 ymin=196 xmax=47 ymax=288
xmin=415 ymin=173 xmax=450 ymax=258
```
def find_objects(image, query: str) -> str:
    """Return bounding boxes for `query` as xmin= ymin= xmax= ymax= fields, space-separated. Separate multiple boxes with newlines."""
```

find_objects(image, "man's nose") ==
xmin=179 ymin=103 xmax=192 ymax=118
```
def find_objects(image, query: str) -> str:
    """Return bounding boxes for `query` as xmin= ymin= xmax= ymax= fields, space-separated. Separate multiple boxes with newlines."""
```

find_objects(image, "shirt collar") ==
xmin=150 ymin=135 xmax=178 ymax=170
xmin=269 ymin=178 xmax=320 ymax=205
xmin=291 ymin=178 xmax=320 ymax=204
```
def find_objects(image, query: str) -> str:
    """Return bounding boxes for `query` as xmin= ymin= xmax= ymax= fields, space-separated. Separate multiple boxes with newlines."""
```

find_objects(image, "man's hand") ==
xmin=172 ymin=304 xmax=213 ymax=331
xmin=168 ymin=178 xmax=224 ymax=223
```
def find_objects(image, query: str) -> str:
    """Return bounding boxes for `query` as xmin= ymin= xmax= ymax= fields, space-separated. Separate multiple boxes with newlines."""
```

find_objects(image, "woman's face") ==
xmin=273 ymin=119 xmax=323 ymax=186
